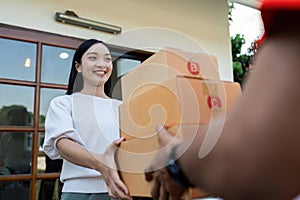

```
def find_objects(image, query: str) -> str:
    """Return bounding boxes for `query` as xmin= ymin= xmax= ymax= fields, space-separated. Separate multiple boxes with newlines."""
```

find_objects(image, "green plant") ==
xmin=229 ymin=3 xmax=256 ymax=87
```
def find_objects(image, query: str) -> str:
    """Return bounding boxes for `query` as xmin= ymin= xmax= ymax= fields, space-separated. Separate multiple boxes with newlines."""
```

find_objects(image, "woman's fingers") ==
xmin=108 ymin=188 xmax=118 ymax=199
xmin=106 ymin=169 xmax=130 ymax=199
xmin=108 ymin=180 xmax=130 ymax=199
xmin=113 ymin=137 xmax=126 ymax=146
xmin=114 ymin=174 xmax=129 ymax=195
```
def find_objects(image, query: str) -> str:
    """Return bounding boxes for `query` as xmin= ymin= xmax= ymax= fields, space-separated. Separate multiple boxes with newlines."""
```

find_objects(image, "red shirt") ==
xmin=261 ymin=0 xmax=300 ymax=10
xmin=257 ymin=0 xmax=300 ymax=45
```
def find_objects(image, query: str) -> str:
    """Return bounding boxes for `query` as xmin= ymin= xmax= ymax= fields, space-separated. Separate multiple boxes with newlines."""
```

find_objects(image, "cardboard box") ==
xmin=117 ymin=48 xmax=241 ymax=198
xmin=116 ymin=125 xmax=210 ymax=198
xmin=121 ymin=48 xmax=220 ymax=101
xmin=119 ymin=77 xmax=241 ymax=139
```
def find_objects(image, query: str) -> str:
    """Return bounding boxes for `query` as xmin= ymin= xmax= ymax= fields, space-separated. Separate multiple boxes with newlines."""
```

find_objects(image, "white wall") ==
xmin=0 ymin=0 xmax=233 ymax=81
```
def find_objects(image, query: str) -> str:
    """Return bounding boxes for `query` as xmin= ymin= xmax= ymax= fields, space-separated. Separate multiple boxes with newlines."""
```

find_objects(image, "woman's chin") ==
xmin=97 ymin=79 xmax=108 ymax=87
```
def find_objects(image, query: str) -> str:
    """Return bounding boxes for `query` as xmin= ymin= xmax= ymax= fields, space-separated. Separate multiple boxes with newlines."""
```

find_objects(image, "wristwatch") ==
xmin=166 ymin=145 xmax=195 ymax=188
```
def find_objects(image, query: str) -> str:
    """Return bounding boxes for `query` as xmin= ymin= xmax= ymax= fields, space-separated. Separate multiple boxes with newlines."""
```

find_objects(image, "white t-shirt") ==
xmin=43 ymin=92 xmax=122 ymax=193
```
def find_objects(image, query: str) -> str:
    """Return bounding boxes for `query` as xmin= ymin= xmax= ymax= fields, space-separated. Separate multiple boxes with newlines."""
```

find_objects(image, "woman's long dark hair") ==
xmin=66 ymin=39 xmax=111 ymax=96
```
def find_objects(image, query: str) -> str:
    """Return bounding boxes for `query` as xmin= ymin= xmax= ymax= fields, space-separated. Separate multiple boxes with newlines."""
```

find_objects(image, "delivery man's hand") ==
xmin=144 ymin=125 xmax=185 ymax=200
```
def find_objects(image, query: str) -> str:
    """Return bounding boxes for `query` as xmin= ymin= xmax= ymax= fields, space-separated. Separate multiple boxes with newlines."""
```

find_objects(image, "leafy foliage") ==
xmin=229 ymin=3 xmax=257 ymax=87
xmin=228 ymin=3 xmax=234 ymax=24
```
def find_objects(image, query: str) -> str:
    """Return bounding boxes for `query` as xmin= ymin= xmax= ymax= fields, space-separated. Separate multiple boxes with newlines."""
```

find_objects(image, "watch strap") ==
xmin=166 ymin=145 xmax=195 ymax=188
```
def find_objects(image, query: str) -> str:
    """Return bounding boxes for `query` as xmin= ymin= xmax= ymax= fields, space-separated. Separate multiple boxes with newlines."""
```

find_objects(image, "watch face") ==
xmin=167 ymin=159 xmax=194 ymax=188
xmin=168 ymin=160 xmax=180 ymax=174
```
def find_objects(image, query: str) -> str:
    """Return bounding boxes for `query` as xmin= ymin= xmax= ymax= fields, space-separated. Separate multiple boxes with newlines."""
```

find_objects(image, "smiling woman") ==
xmin=0 ymin=23 xmax=152 ymax=200
xmin=74 ymin=42 xmax=113 ymax=97
xmin=42 ymin=39 xmax=131 ymax=200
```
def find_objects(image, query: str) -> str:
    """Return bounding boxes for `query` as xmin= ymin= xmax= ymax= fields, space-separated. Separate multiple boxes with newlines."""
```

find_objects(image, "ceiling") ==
xmin=228 ymin=0 xmax=263 ymax=9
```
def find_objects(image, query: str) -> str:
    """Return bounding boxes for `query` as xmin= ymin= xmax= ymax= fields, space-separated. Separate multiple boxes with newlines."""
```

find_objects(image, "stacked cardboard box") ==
xmin=116 ymin=48 xmax=242 ymax=198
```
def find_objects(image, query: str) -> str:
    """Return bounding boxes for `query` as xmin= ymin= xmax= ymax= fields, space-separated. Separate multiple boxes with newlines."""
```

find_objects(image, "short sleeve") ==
xmin=260 ymin=0 xmax=300 ymax=10
xmin=43 ymin=95 xmax=85 ymax=159
xmin=258 ymin=0 xmax=300 ymax=45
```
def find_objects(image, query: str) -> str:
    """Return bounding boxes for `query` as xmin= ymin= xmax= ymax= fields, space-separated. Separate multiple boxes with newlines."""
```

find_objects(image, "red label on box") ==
xmin=207 ymin=96 xmax=222 ymax=108
xmin=187 ymin=61 xmax=200 ymax=75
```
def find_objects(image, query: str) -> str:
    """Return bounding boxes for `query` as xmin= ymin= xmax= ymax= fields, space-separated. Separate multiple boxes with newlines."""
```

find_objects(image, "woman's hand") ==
xmin=95 ymin=137 xmax=130 ymax=199
xmin=145 ymin=125 xmax=186 ymax=200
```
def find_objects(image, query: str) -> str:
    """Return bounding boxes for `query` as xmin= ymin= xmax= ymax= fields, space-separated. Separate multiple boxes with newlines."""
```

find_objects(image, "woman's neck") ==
xmin=80 ymin=87 xmax=109 ymax=98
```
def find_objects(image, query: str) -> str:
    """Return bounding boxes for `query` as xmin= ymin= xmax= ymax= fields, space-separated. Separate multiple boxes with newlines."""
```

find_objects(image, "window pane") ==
xmin=41 ymin=45 xmax=75 ymax=85
xmin=0 ymin=38 xmax=36 ymax=81
xmin=37 ymin=132 xmax=46 ymax=173
xmin=0 ymin=180 xmax=30 ymax=200
xmin=36 ymin=179 xmax=62 ymax=200
xmin=0 ymin=132 xmax=33 ymax=175
xmin=37 ymin=132 xmax=63 ymax=199
xmin=39 ymin=88 xmax=66 ymax=127
xmin=116 ymin=58 xmax=141 ymax=77
xmin=110 ymin=58 xmax=141 ymax=100
xmin=0 ymin=84 xmax=34 ymax=126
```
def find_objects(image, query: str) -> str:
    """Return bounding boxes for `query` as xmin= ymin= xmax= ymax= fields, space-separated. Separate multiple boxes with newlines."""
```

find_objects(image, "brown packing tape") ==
xmin=201 ymin=80 xmax=210 ymax=95
xmin=202 ymin=80 xmax=241 ymax=118
xmin=207 ymin=80 xmax=226 ymax=120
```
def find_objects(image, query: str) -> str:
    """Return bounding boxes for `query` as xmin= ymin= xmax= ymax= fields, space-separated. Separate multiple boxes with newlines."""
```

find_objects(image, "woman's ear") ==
xmin=75 ymin=61 xmax=82 ymax=73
